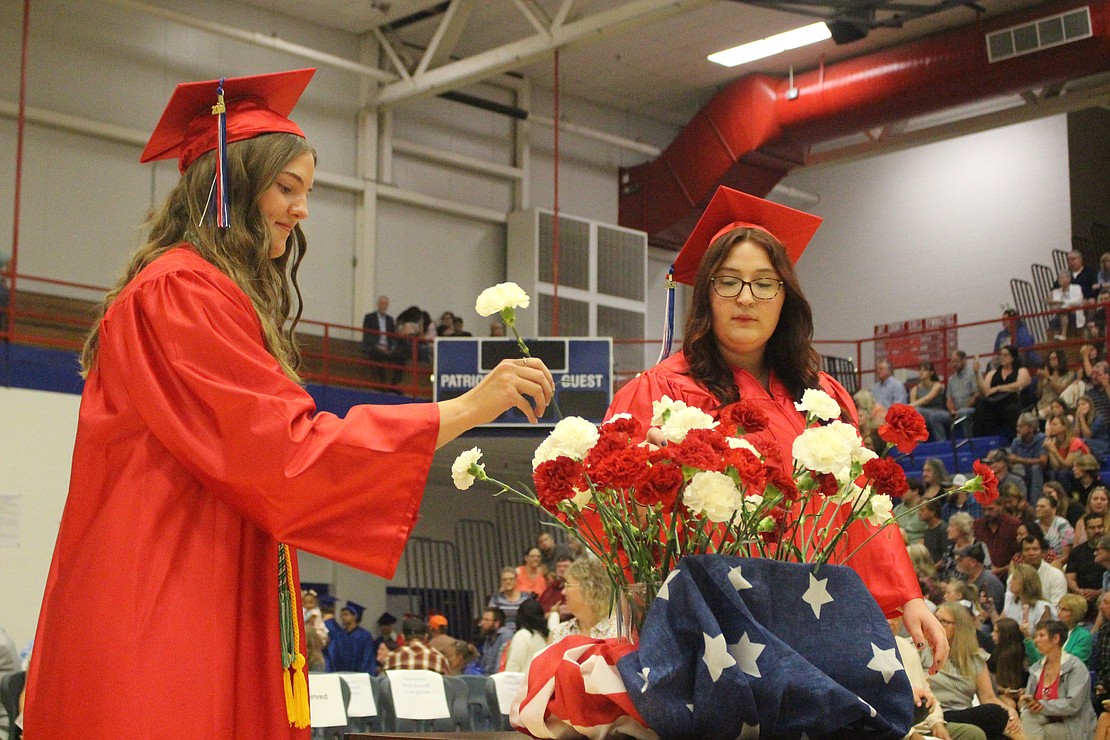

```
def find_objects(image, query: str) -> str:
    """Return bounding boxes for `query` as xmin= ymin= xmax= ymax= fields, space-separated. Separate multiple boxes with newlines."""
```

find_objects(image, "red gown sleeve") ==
xmin=100 ymin=264 xmax=439 ymax=577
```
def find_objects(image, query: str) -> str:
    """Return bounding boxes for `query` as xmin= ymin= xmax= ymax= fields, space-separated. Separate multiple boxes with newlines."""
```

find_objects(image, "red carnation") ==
xmin=718 ymin=401 xmax=769 ymax=435
xmin=533 ymin=456 xmax=587 ymax=512
xmin=972 ymin=459 xmax=1001 ymax=506
xmin=603 ymin=415 xmax=642 ymax=440
xmin=862 ymin=458 xmax=909 ymax=500
xmin=663 ymin=435 xmax=726 ymax=472
xmin=765 ymin=467 xmax=800 ymax=501
xmin=814 ymin=472 xmax=840 ymax=498
xmin=589 ymin=445 xmax=650 ymax=491
xmin=878 ymin=404 xmax=929 ymax=453
xmin=684 ymin=427 xmax=730 ymax=453
xmin=726 ymin=447 xmax=767 ymax=494
xmin=585 ymin=431 xmax=625 ymax=468
xmin=637 ymin=461 xmax=684 ymax=507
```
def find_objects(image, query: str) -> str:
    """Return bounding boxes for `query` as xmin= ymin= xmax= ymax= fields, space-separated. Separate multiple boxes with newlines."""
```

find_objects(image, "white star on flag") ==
xmin=702 ymin=632 xmax=736 ymax=682
xmin=739 ymin=722 xmax=760 ymax=739
xmin=657 ymin=569 xmax=680 ymax=601
xmin=727 ymin=564 xmax=753 ymax=591
xmin=728 ymin=632 xmax=765 ymax=678
xmin=639 ymin=666 xmax=650 ymax=693
xmin=802 ymin=572 xmax=834 ymax=619
xmin=866 ymin=643 xmax=904 ymax=684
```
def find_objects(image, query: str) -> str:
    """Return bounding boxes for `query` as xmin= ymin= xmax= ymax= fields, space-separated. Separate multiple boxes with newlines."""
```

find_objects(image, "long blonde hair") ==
xmin=1010 ymin=562 xmax=1044 ymax=605
xmin=939 ymin=602 xmax=980 ymax=678
xmin=81 ymin=133 xmax=314 ymax=381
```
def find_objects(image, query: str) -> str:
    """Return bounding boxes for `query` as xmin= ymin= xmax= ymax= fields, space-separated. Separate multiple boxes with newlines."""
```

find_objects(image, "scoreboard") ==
xmin=434 ymin=337 xmax=613 ymax=426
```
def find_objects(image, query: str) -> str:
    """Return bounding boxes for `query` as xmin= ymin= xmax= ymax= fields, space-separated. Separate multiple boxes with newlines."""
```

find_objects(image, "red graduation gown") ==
xmin=25 ymin=247 xmax=439 ymax=738
xmin=606 ymin=352 xmax=921 ymax=617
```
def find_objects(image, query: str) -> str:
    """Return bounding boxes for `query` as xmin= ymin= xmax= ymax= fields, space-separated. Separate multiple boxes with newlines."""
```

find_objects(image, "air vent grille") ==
xmin=986 ymin=6 xmax=1092 ymax=62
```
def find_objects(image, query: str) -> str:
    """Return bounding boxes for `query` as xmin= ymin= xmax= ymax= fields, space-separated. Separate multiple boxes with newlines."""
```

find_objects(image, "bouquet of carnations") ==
xmin=453 ymin=283 xmax=1000 ymax=634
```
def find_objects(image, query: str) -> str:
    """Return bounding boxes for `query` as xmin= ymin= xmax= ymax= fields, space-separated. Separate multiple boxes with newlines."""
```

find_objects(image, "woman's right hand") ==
xmin=435 ymin=358 xmax=555 ymax=447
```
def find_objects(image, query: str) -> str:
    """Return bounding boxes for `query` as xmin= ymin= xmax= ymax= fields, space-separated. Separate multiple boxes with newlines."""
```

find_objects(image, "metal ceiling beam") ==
xmin=415 ymin=0 xmax=478 ymax=77
xmin=512 ymin=0 xmax=554 ymax=37
xmin=373 ymin=0 xmax=714 ymax=108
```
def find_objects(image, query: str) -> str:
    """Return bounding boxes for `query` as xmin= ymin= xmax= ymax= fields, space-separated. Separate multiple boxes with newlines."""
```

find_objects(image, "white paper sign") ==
xmin=337 ymin=672 xmax=377 ymax=717
xmin=308 ymin=673 xmax=347 ymax=728
xmin=387 ymin=669 xmax=450 ymax=720
xmin=492 ymin=671 xmax=525 ymax=716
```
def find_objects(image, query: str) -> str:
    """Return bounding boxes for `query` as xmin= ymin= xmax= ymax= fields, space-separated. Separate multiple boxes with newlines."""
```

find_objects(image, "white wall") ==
xmin=782 ymin=115 xmax=1072 ymax=376
xmin=0 ymin=388 xmax=79 ymax=647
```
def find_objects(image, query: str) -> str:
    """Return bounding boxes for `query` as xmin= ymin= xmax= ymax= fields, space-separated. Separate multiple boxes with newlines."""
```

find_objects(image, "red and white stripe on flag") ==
xmin=510 ymin=636 xmax=657 ymax=740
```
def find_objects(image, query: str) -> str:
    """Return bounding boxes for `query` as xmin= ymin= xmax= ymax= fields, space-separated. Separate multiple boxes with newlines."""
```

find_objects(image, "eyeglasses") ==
xmin=936 ymin=617 xmax=957 ymax=626
xmin=710 ymin=275 xmax=783 ymax=300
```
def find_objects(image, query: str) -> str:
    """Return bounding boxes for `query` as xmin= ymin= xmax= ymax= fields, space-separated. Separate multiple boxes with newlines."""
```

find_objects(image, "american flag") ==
xmin=513 ymin=555 xmax=914 ymax=739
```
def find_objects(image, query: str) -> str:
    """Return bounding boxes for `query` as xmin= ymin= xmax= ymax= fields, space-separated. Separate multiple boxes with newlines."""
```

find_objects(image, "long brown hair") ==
xmin=682 ymin=227 xmax=820 ymax=405
xmin=81 ymin=133 xmax=313 ymax=381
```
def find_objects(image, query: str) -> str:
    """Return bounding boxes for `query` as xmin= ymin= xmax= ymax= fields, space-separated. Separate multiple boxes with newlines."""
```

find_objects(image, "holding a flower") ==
xmin=605 ymin=186 xmax=948 ymax=667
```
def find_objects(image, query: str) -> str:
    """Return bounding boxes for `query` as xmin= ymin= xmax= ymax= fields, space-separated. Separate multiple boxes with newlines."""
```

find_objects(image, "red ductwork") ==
xmin=620 ymin=0 xmax=1110 ymax=249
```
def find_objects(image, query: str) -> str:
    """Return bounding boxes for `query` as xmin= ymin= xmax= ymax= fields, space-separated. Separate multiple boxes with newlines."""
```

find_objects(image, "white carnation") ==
xmin=605 ymin=413 xmax=632 ymax=424
xmin=727 ymin=437 xmax=761 ymax=456
xmin=650 ymin=395 xmax=684 ymax=427
xmin=451 ymin=447 xmax=484 ymax=490
xmin=531 ymin=416 xmax=599 ymax=469
xmin=659 ymin=406 xmax=719 ymax=444
xmin=684 ymin=471 xmax=741 ymax=524
xmin=866 ymin=494 xmax=895 ymax=526
xmin=743 ymin=493 xmax=764 ymax=512
xmin=571 ymin=487 xmax=593 ymax=509
xmin=828 ymin=481 xmax=868 ymax=506
xmin=852 ymin=444 xmax=878 ymax=466
xmin=475 ymin=282 xmax=530 ymax=317
xmin=794 ymin=389 xmax=842 ymax=421
xmin=792 ymin=423 xmax=856 ymax=477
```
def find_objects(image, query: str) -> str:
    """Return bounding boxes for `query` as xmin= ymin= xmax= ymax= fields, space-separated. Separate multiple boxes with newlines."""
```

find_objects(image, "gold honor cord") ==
xmin=278 ymin=543 xmax=309 ymax=727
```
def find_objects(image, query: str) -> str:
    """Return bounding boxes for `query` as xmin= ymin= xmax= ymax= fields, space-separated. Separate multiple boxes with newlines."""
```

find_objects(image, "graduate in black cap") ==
xmin=26 ymin=68 xmax=553 ymax=739
xmin=606 ymin=186 xmax=948 ymax=669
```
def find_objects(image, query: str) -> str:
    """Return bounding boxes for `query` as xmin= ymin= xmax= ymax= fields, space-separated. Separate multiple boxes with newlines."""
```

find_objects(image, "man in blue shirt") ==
xmin=478 ymin=607 xmax=513 ymax=676
xmin=993 ymin=309 xmax=1041 ymax=367
xmin=1009 ymin=412 xmax=1046 ymax=499
xmin=870 ymin=360 xmax=907 ymax=409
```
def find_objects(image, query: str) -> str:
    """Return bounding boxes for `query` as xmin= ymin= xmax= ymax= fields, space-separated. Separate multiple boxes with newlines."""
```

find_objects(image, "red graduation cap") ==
xmin=140 ymin=68 xmax=315 ymax=173
xmin=671 ymin=186 xmax=823 ymax=285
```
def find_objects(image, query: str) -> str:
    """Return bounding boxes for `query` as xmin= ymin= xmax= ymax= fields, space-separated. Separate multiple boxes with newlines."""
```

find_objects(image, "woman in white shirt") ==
xmin=998 ymin=563 xmax=1056 ymax=638
xmin=503 ymin=598 xmax=550 ymax=674
xmin=549 ymin=558 xmax=617 ymax=643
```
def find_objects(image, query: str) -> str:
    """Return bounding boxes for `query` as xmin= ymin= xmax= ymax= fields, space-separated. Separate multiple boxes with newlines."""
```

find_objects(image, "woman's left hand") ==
xmin=903 ymin=598 xmax=948 ymax=673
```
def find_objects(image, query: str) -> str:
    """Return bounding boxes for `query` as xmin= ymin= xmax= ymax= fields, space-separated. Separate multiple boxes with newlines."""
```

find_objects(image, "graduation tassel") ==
xmin=278 ymin=543 xmax=310 ymax=728
xmin=656 ymin=264 xmax=676 ymax=365
xmin=211 ymin=79 xmax=231 ymax=229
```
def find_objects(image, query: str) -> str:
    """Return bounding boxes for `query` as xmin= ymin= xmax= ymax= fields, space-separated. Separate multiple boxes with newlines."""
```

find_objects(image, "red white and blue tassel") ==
xmin=211 ymin=79 xmax=231 ymax=228
xmin=656 ymin=264 xmax=676 ymax=364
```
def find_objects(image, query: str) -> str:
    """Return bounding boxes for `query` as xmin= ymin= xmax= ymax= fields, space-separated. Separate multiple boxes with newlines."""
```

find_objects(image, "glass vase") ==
xmin=615 ymin=581 xmax=652 ymax=644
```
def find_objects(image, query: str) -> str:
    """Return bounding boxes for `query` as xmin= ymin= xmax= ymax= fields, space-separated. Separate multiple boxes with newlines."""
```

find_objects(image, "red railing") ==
xmin=4 ymin=266 xmax=1108 ymax=397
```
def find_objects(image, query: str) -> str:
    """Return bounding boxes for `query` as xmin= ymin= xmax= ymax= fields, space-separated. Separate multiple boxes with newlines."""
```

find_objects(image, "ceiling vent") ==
xmin=987 ymin=6 xmax=1092 ymax=62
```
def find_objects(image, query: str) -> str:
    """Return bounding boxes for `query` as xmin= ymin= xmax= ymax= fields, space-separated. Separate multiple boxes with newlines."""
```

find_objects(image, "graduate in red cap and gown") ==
xmin=24 ymin=68 xmax=554 ymax=738
xmin=606 ymin=185 xmax=948 ymax=667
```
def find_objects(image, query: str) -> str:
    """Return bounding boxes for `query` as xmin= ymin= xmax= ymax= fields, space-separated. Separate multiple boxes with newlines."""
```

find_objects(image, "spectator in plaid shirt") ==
xmin=381 ymin=617 xmax=451 ymax=675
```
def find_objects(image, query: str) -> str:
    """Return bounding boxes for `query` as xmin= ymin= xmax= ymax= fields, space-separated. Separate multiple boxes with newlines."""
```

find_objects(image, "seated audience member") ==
xmin=1090 ymin=592 xmax=1110 ymax=720
xmin=956 ymin=543 xmax=1005 ymax=614
xmin=440 ymin=639 xmax=480 ymax=676
xmin=1025 ymin=594 xmax=1091 ymax=665
xmin=1010 ymin=534 xmax=1068 ymax=608
xmin=396 ymin=304 xmax=432 ymax=363
xmin=895 ymin=477 xmax=928 ymax=545
xmin=973 ymin=345 xmax=1033 ymax=439
xmin=1096 ymin=535 xmax=1110 ymax=591
xmin=1067 ymin=454 xmax=1103 ymax=520
xmin=871 ymin=360 xmax=908 ymax=409
xmin=1094 ymin=251 xmax=1110 ymax=293
xmin=1076 ymin=394 xmax=1110 ymax=464
xmin=928 ymin=602 xmax=1019 ymax=737
xmin=477 ymin=608 xmax=513 ymax=676
xmin=853 ymin=388 xmax=885 ymax=452
xmin=1065 ymin=510 xmax=1108 ymax=615
xmin=943 ymin=479 xmax=984 ymax=522
xmin=995 ymin=563 xmax=1056 ymax=639
xmin=922 ymin=458 xmax=949 ymax=501
xmin=974 ymin=498 xmax=1022 ymax=580
xmin=374 ymin=612 xmax=401 ymax=653
xmin=985 ymin=449 xmax=1028 ymax=502
xmin=549 ymin=558 xmax=617 ymax=643
xmin=535 ymin=531 xmax=569 ymax=573
xmin=1042 ymin=481 xmax=1085 ymax=532
xmin=436 ymin=311 xmax=457 ymax=337
xmin=1019 ymin=620 xmax=1097 ymax=739
xmin=912 ymin=362 xmax=952 ymax=441
xmin=1077 ymin=486 xmax=1110 ymax=544
xmin=330 ymin=601 xmax=378 ymax=675
xmin=908 ymin=542 xmax=944 ymax=606
xmin=538 ymin=554 xmax=573 ymax=622
xmin=1009 ymin=414 xmax=1047 ymax=499
xmin=1036 ymin=350 xmax=1076 ymax=420
xmin=452 ymin=316 xmax=472 ymax=336
xmin=987 ymin=618 xmax=1029 ymax=699
xmin=503 ymin=599 xmax=549 ymax=674
xmin=516 ymin=547 xmax=548 ymax=597
xmin=382 ymin=617 xmax=451 ymax=675
xmin=994 ymin=309 xmax=1041 ymax=368
xmin=1001 ymin=484 xmax=1036 ymax=526
xmin=489 ymin=321 xmax=506 ymax=337
xmin=1044 ymin=414 xmax=1089 ymax=489
xmin=939 ymin=513 xmax=985 ymax=580
xmin=1046 ymin=268 xmax=1086 ymax=338
xmin=1064 ymin=248 xmax=1098 ymax=299
xmin=947 ymin=349 xmax=980 ymax=437
xmin=921 ymin=498 xmax=949 ymax=565
xmin=427 ymin=614 xmax=454 ymax=656
xmin=1033 ymin=494 xmax=1075 ymax=564
xmin=489 ymin=566 xmax=531 ymax=630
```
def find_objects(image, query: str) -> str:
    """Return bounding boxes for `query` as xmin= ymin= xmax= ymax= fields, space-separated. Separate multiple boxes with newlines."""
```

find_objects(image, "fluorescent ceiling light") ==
xmin=708 ymin=22 xmax=832 ymax=67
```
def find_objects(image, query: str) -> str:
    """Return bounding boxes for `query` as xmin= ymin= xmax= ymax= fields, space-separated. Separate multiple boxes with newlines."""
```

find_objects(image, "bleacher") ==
xmin=892 ymin=436 xmax=1009 ymax=479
